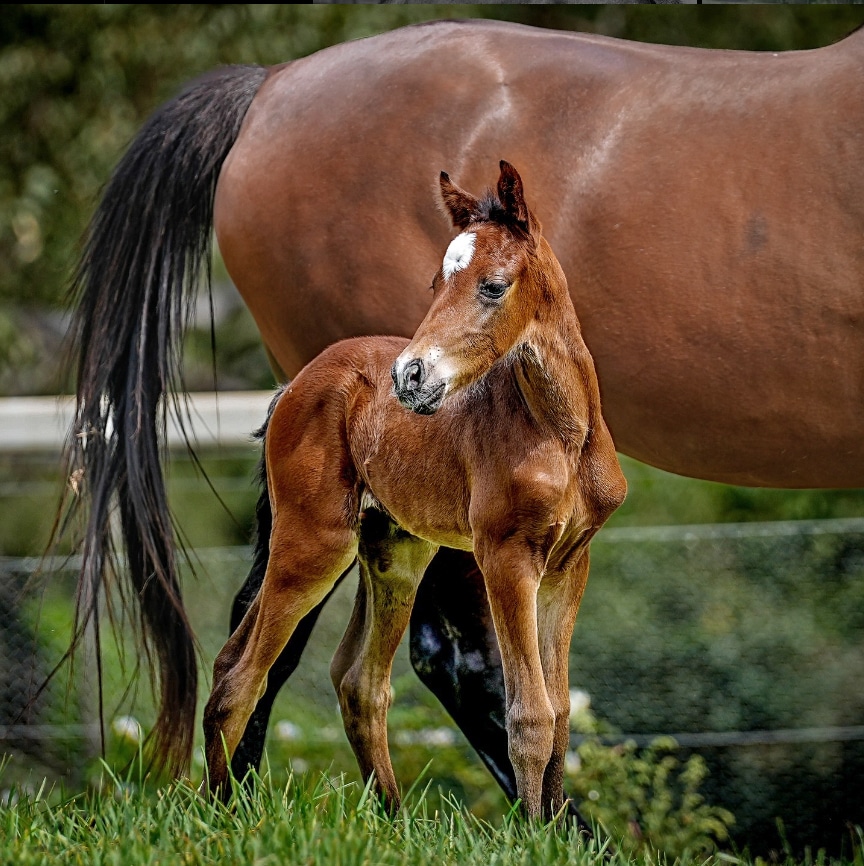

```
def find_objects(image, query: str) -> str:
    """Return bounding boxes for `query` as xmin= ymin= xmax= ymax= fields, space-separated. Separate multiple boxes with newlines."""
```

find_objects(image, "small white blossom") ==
xmin=569 ymin=688 xmax=591 ymax=721
xmin=420 ymin=727 xmax=456 ymax=746
xmin=274 ymin=720 xmax=302 ymax=742
xmin=111 ymin=715 xmax=142 ymax=744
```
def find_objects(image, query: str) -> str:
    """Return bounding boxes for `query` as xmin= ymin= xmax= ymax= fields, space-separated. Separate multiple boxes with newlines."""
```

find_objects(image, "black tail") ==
xmin=63 ymin=64 xmax=268 ymax=778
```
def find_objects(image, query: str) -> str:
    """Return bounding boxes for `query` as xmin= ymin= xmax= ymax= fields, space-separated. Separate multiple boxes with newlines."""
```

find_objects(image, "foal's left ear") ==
xmin=497 ymin=161 xmax=537 ymax=236
xmin=440 ymin=171 xmax=480 ymax=230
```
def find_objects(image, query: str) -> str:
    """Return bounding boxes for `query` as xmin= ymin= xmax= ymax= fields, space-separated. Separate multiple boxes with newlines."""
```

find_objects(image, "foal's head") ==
xmin=392 ymin=161 xmax=569 ymax=415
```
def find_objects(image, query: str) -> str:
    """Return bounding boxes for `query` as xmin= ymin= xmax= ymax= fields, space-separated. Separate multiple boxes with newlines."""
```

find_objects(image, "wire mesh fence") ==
xmin=3 ymin=516 xmax=863 ymax=854
xmin=572 ymin=517 xmax=864 ymax=855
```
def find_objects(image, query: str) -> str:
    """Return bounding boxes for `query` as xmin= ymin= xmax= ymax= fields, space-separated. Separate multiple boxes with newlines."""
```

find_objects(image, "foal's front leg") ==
xmin=475 ymin=538 xmax=555 ymax=819
xmin=330 ymin=509 xmax=438 ymax=810
xmin=409 ymin=552 xmax=596 ymax=835
xmin=537 ymin=549 xmax=591 ymax=816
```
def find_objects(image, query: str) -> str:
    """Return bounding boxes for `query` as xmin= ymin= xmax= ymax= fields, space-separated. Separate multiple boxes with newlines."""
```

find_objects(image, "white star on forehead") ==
xmin=442 ymin=232 xmax=475 ymax=279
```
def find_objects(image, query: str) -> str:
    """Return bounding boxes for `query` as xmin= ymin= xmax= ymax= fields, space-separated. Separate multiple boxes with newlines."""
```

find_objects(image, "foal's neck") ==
xmin=513 ymin=294 xmax=594 ymax=449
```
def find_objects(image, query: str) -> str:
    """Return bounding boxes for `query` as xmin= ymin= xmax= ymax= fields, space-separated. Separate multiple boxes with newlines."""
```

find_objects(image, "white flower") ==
xmin=111 ymin=715 xmax=142 ymax=744
xmin=419 ymin=727 xmax=456 ymax=747
xmin=569 ymin=689 xmax=591 ymax=721
xmin=274 ymin=720 xmax=302 ymax=742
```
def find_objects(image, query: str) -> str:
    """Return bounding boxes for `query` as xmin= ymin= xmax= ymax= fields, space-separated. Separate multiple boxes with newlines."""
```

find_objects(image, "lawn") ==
xmin=4 ymin=452 xmax=864 ymax=859
xmin=2 ymin=761 xmax=861 ymax=866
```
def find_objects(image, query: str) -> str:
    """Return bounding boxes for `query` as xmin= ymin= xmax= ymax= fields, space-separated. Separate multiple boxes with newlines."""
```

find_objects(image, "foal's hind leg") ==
xmin=330 ymin=508 xmax=437 ymax=810
xmin=229 ymin=566 xmax=354 ymax=781
xmin=203 ymin=513 xmax=357 ymax=796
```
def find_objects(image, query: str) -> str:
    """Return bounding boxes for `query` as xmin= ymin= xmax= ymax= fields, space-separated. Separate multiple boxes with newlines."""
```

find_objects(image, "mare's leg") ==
xmin=330 ymin=508 xmax=438 ymax=810
xmin=537 ymin=550 xmax=591 ymax=818
xmin=475 ymin=539 xmax=555 ymax=819
xmin=203 ymin=513 xmax=357 ymax=795
xmin=409 ymin=550 xmax=513 ymax=794
xmin=229 ymin=564 xmax=354 ymax=780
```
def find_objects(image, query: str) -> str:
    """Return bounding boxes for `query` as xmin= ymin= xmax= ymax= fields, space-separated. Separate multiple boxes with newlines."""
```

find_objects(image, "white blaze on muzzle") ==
xmin=442 ymin=232 xmax=475 ymax=279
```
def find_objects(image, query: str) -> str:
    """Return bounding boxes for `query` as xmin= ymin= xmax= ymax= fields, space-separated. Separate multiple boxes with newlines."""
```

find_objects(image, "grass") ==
xmin=1 ymin=757 xmax=862 ymax=866
xmin=0 ymin=761 xmax=617 ymax=866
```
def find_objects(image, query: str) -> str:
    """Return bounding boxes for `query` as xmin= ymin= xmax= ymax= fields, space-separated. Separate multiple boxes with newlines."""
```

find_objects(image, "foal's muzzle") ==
xmin=391 ymin=357 xmax=447 ymax=415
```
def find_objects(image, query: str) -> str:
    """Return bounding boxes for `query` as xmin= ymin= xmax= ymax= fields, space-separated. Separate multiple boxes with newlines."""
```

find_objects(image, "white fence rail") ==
xmin=0 ymin=391 xmax=275 ymax=452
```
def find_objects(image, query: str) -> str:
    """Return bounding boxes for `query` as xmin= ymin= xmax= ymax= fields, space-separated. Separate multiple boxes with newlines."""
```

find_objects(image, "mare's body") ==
xmin=218 ymin=19 xmax=864 ymax=488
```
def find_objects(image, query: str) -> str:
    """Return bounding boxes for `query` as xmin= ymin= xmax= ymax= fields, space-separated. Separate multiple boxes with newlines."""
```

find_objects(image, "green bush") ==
xmin=566 ymin=705 xmax=734 ymax=857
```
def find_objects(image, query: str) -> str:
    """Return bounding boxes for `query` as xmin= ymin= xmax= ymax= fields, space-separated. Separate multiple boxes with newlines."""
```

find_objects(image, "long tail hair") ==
xmin=62 ymin=64 xmax=268 ymax=777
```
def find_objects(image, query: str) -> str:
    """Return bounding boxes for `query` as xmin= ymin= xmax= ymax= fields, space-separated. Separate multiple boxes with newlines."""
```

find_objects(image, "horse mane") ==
xmin=470 ymin=189 xmax=536 ymax=239
xmin=473 ymin=190 xmax=512 ymax=225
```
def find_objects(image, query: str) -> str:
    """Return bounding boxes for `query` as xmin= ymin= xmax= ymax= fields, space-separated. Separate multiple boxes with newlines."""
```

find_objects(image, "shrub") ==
xmin=566 ymin=701 xmax=734 ymax=857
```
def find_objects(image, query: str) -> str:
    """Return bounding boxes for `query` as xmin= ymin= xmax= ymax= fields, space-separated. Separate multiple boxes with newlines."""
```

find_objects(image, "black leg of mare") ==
xmin=409 ymin=547 xmax=593 ymax=836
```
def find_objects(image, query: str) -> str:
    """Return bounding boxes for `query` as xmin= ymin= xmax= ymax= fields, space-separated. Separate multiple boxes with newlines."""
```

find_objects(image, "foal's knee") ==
xmin=507 ymin=699 xmax=556 ymax=772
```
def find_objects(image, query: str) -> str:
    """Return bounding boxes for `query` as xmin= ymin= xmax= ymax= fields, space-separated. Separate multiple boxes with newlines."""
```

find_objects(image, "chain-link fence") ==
xmin=0 ymin=557 xmax=98 ymax=788
xmin=4 ymin=518 xmax=863 ymax=854
xmin=2 ymin=443 xmax=863 ymax=856
xmin=573 ymin=518 xmax=864 ymax=856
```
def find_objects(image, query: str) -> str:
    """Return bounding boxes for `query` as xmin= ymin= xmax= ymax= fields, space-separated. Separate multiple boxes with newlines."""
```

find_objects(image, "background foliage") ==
xmin=1 ymin=3 xmax=863 ymax=393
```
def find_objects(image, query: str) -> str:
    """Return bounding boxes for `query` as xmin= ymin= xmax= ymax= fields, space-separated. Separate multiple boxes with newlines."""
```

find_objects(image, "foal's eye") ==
xmin=479 ymin=279 xmax=509 ymax=301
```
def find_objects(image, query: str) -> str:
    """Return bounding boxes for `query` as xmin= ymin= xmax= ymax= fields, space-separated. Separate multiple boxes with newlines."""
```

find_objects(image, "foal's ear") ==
xmin=497 ymin=161 xmax=537 ymax=236
xmin=440 ymin=171 xmax=479 ymax=230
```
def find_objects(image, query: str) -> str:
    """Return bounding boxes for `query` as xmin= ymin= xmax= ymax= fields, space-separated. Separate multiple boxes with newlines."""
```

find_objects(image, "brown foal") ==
xmin=202 ymin=162 xmax=626 ymax=818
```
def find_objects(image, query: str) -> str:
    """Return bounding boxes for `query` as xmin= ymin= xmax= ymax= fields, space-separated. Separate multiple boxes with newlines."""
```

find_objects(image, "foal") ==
xmin=203 ymin=162 xmax=626 ymax=818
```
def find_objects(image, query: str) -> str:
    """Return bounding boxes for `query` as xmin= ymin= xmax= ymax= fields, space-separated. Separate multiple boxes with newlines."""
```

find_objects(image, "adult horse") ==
xmin=68 ymin=19 xmax=864 ymax=792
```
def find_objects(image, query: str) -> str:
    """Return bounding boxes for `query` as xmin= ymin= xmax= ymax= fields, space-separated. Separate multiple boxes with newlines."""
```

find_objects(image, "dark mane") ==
xmin=471 ymin=182 xmax=540 ymax=238
xmin=474 ymin=190 xmax=511 ymax=224
xmin=472 ymin=189 xmax=532 ymax=237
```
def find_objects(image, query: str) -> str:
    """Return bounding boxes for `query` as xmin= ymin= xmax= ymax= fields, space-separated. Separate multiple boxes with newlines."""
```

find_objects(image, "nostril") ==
xmin=404 ymin=359 xmax=424 ymax=390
